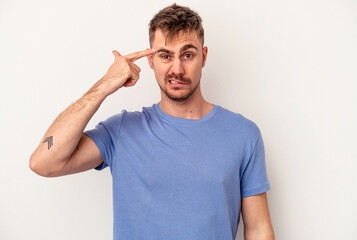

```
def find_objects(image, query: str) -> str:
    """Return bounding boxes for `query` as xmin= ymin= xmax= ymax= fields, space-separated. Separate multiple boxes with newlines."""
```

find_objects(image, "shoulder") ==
xmin=123 ymin=105 xmax=156 ymax=120
xmin=113 ymin=105 xmax=158 ymax=128
xmin=101 ymin=109 xmax=128 ymax=126
xmin=100 ymin=104 xmax=157 ymax=126
xmin=216 ymin=105 xmax=261 ymax=137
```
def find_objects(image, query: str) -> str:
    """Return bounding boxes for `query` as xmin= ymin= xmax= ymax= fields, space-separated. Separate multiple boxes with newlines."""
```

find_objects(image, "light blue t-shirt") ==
xmin=84 ymin=103 xmax=270 ymax=240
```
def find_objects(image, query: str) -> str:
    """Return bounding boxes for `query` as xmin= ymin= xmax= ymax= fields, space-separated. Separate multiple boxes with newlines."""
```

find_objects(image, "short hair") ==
xmin=149 ymin=3 xmax=204 ymax=47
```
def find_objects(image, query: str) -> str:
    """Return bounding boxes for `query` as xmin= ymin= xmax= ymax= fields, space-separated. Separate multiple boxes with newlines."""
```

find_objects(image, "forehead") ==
xmin=151 ymin=29 xmax=202 ymax=49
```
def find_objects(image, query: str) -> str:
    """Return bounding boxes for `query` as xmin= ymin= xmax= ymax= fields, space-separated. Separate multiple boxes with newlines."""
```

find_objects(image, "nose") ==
xmin=169 ymin=58 xmax=184 ymax=76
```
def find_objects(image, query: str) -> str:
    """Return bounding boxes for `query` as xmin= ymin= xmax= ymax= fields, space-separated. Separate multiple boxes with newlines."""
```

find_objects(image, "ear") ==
xmin=147 ymin=54 xmax=154 ymax=69
xmin=202 ymin=46 xmax=208 ymax=68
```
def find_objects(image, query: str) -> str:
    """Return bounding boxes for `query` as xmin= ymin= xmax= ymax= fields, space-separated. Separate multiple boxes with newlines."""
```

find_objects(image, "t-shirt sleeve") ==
xmin=240 ymin=129 xmax=271 ymax=197
xmin=83 ymin=110 xmax=126 ymax=171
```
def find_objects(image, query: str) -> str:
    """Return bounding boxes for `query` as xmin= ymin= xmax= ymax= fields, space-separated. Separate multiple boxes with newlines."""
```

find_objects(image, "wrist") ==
xmin=84 ymin=81 xmax=109 ymax=103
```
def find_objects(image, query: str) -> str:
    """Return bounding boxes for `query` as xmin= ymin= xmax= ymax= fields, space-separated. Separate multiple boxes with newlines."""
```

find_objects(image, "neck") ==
xmin=159 ymin=86 xmax=213 ymax=119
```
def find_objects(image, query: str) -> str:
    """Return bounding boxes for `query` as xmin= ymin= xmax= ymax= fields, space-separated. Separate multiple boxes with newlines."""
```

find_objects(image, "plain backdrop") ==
xmin=1 ymin=0 xmax=356 ymax=239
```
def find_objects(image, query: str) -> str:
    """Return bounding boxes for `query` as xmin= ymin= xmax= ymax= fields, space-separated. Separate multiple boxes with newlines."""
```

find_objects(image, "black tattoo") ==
xmin=43 ymin=136 xmax=53 ymax=150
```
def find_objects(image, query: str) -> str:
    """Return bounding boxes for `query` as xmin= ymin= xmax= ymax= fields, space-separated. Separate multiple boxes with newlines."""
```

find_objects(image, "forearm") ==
xmin=30 ymin=81 xmax=108 ymax=176
xmin=244 ymin=224 xmax=275 ymax=240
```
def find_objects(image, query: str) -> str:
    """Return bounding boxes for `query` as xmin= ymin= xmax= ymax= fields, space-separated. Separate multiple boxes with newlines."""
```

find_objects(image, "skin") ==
xmin=30 ymin=28 xmax=274 ymax=240
xmin=147 ymin=30 xmax=213 ymax=119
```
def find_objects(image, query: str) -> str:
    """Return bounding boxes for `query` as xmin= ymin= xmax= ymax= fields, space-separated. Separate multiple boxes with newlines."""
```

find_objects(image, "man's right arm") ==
xmin=29 ymin=49 xmax=156 ymax=177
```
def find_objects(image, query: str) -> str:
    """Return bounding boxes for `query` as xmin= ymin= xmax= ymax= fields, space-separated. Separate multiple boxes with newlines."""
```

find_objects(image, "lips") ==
xmin=167 ymin=79 xmax=187 ymax=88
xmin=168 ymin=79 xmax=185 ymax=84
xmin=165 ymin=75 xmax=191 ymax=87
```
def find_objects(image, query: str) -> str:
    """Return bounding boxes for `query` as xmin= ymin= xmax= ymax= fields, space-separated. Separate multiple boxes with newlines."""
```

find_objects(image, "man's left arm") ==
xmin=241 ymin=192 xmax=275 ymax=240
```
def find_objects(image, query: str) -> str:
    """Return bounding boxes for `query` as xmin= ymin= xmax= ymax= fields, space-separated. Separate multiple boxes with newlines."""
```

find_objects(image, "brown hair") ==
xmin=149 ymin=3 xmax=204 ymax=47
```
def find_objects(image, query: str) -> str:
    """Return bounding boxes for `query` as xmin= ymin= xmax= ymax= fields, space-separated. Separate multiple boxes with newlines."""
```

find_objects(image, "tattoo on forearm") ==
xmin=43 ymin=136 xmax=53 ymax=150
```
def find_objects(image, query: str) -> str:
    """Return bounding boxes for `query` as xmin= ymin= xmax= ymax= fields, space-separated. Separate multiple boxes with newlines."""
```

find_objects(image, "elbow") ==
xmin=29 ymin=154 xmax=55 ymax=177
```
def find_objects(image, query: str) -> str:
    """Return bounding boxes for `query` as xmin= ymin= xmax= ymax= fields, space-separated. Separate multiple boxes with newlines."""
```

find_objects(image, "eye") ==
xmin=184 ymin=53 xmax=192 ymax=59
xmin=161 ymin=55 xmax=170 ymax=60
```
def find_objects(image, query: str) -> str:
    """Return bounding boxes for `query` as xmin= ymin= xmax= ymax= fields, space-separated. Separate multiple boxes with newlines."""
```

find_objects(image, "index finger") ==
xmin=125 ymin=49 xmax=156 ymax=62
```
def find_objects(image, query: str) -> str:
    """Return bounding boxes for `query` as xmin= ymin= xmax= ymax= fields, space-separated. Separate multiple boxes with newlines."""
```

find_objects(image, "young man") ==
xmin=30 ymin=4 xmax=274 ymax=240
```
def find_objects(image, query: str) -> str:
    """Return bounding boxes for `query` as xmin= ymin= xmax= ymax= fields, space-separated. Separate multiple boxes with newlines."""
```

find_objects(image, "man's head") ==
xmin=147 ymin=4 xmax=207 ymax=103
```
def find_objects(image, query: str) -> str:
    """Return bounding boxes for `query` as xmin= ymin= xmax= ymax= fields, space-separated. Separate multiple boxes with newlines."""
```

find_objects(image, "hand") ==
xmin=99 ymin=48 xmax=156 ymax=96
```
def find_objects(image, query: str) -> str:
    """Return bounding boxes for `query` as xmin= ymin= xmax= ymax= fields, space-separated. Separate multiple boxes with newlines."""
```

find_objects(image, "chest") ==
xmin=113 ymin=123 xmax=245 ymax=194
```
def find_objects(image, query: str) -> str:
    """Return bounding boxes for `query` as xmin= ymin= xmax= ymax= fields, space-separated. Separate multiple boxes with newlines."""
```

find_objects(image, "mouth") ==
xmin=167 ymin=79 xmax=187 ymax=88
xmin=168 ymin=79 xmax=185 ymax=84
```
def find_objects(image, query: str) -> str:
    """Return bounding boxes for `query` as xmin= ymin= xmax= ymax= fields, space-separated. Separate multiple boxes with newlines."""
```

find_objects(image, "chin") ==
xmin=167 ymin=95 xmax=191 ymax=102
xmin=165 ymin=88 xmax=199 ymax=102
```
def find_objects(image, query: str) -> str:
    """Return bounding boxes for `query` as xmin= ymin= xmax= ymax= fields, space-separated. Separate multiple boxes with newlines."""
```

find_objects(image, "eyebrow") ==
xmin=156 ymin=48 xmax=174 ymax=54
xmin=156 ymin=44 xmax=199 ymax=55
xmin=180 ymin=44 xmax=198 ymax=52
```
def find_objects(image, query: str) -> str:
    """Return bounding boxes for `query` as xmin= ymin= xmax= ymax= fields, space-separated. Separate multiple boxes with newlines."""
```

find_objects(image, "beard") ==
xmin=158 ymin=73 xmax=200 ymax=102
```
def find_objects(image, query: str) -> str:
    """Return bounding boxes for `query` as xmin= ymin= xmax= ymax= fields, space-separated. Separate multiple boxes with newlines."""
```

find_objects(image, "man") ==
xmin=30 ymin=4 xmax=274 ymax=240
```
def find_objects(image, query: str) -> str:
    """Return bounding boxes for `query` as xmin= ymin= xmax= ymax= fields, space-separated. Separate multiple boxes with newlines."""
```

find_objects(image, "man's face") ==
xmin=147 ymin=30 xmax=208 ymax=102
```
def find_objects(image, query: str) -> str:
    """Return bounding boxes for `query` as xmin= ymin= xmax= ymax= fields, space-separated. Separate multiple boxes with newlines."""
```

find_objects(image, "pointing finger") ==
xmin=125 ymin=49 xmax=156 ymax=62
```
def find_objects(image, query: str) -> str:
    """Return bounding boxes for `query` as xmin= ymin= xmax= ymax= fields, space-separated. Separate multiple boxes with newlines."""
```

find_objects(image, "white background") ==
xmin=1 ymin=0 xmax=356 ymax=239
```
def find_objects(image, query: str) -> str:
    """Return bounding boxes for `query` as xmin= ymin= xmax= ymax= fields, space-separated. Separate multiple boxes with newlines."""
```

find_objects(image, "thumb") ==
xmin=112 ymin=50 xmax=121 ymax=58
